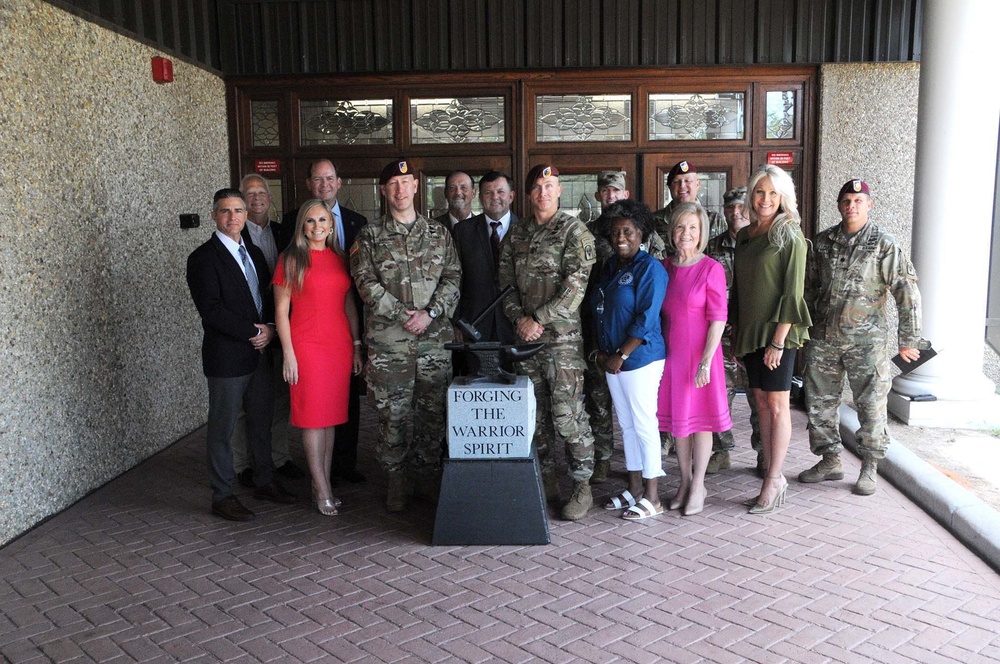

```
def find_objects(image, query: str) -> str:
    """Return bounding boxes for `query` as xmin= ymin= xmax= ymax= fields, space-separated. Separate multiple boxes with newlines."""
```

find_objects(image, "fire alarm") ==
xmin=151 ymin=56 xmax=173 ymax=84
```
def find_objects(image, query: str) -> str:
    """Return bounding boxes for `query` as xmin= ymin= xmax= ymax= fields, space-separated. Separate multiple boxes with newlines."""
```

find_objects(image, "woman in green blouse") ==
xmin=730 ymin=165 xmax=811 ymax=514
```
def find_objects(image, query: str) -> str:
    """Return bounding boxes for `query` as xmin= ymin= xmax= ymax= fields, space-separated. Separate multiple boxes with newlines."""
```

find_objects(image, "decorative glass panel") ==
xmin=300 ymin=99 xmax=393 ymax=146
xmin=553 ymin=174 xmax=601 ymax=223
xmin=535 ymin=94 xmax=631 ymax=142
xmin=661 ymin=171 xmax=728 ymax=218
xmin=423 ymin=175 xmax=484 ymax=220
xmin=338 ymin=179 xmax=382 ymax=225
xmin=649 ymin=93 xmax=745 ymax=141
xmin=264 ymin=178 xmax=283 ymax=222
xmin=411 ymin=97 xmax=504 ymax=144
xmin=766 ymin=90 xmax=796 ymax=139
xmin=251 ymin=100 xmax=280 ymax=147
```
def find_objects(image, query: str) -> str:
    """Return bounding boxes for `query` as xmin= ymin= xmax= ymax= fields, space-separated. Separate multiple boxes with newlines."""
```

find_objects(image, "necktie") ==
xmin=239 ymin=245 xmax=264 ymax=318
xmin=490 ymin=221 xmax=501 ymax=265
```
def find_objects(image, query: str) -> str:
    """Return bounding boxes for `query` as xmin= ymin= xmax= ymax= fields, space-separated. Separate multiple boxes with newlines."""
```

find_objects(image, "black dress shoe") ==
xmin=276 ymin=461 xmax=306 ymax=479
xmin=254 ymin=481 xmax=298 ymax=504
xmin=212 ymin=496 xmax=255 ymax=521
xmin=237 ymin=468 xmax=254 ymax=488
xmin=334 ymin=469 xmax=367 ymax=484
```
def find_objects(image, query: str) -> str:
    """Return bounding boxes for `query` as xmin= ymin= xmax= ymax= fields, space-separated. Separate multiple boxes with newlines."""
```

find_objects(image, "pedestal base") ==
xmin=432 ymin=457 xmax=550 ymax=545
xmin=888 ymin=390 xmax=1000 ymax=428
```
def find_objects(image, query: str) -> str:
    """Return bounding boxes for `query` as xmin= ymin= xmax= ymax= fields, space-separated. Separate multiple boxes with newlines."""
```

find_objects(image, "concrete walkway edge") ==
xmin=838 ymin=404 xmax=1000 ymax=572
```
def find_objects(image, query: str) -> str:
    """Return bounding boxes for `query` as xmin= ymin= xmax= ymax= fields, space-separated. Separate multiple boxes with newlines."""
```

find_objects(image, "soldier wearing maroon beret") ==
xmin=800 ymin=179 xmax=924 ymax=496
xmin=652 ymin=160 xmax=727 ymax=246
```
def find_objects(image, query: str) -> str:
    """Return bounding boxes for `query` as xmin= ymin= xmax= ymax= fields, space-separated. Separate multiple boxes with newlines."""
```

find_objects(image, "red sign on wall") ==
xmin=766 ymin=151 xmax=795 ymax=166
xmin=254 ymin=159 xmax=282 ymax=175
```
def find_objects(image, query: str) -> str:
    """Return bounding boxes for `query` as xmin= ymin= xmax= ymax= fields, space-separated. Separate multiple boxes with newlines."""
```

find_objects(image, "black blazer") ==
xmin=452 ymin=213 xmax=517 ymax=344
xmin=187 ymin=233 xmax=274 ymax=378
xmin=281 ymin=204 xmax=367 ymax=254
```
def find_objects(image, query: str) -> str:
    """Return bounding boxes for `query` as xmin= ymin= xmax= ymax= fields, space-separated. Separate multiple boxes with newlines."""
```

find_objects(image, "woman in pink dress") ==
xmin=657 ymin=202 xmax=732 ymax=516
xmin=273 ymin=199 xmax=363 ymax=516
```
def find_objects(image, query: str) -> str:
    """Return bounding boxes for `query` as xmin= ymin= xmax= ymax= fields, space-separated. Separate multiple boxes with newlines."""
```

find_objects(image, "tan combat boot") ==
xmin=706 ymin=450 xmax=731 ymax=474
xmin=385 ymin=471 xmax=411 ymax=512
xmin=798 ymin=454 xmax=844 ymax=483
xmin=560 ymin=481 xmax=593 ymax=521
xmin=590 ymin=459 xmax=610 ymax=484
xmin=853 ymin=458 xmax=878 ymax=496
xmin=542 ymin=472 xmax=562 ymax=503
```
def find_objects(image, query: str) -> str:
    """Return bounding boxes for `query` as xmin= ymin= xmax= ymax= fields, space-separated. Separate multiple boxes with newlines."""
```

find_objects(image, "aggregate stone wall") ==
xmin=0 ymin=0 xmax=227 ymax=544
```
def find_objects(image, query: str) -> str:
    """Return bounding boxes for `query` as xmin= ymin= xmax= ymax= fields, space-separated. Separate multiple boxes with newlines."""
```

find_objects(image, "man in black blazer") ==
xmin=452 ymin=171 xmax=518 ymax=347
xmin=187 ymin=188 xmax=297 ymax=521
xmin=283 ymin=160 xmax=368 ymax=483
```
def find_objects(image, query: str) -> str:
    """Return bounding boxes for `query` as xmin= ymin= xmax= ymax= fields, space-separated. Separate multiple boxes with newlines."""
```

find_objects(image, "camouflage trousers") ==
xmin=804 ymin=338 xmax=891 ymax=460
xmin=523 ymin=340 xmax=595 ymax=482
xmin=712 ymin=340 xmax=762 ymax=452
xmin=366 ymin=331 xmax=451 ymax=474
xmin=583 ymin=356 xmax=615 ymax=462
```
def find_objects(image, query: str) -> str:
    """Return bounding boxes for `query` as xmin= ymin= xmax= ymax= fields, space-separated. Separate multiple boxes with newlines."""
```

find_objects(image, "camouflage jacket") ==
xmin=705 ymin=231 xmax=738 ymax=293
xmin=350 ymin=213 xmax=462 ymax=343
xmin=653 ymin=201 xmax=726 ymax=249
xmin=806 ymin=221 xmax=921 ymax=347
xmin=499 ymin=210 xmax=596 ymax=343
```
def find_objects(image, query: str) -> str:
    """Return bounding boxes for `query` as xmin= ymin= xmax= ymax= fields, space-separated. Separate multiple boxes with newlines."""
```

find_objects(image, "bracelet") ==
xmin=353 ymin=340 xmax=362 ymax=347
xmin=697 ymin=363 xmax=709 ymax=372
xmin=769 ymin=341 xmax=784 ymax=350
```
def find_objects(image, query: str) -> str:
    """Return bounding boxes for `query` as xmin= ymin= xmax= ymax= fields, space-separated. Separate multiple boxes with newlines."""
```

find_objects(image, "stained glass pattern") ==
xmin=536 ymin=95 xmax=631 ymax=142
xmin=300 ymin=100 xmax=393 ymax=146
xmin=766 ymin=90 xmax=796 ymax=139
xmin=649 ymin=93 xmax=744 ymax=141
xmin=411 ymin=98 xmax=504 ymax=144
xmin=251 ymin=100 xmax=280 ymax=147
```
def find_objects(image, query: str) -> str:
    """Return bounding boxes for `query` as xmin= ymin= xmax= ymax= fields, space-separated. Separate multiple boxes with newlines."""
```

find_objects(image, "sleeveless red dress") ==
xmin=273 ymin=249 xmax=352 ymax=428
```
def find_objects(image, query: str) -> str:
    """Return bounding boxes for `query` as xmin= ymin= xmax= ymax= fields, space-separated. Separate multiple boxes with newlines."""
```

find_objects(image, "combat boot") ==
xmin=560 ymin=481 xmax=593 ymax=521
xmin=590 ymin=459 xmax=610 ymax=484
xmin=853 ymin=458 xmax=878 ymax=496
xmin=798 ymin=454 xmax=844 ymax=483
xmin=542 ymin=472 xmax=562 ymax=503
xmin=706 ymin=450 xmax=731 ymax=474
xmin=385 ymin=471 xmax=411 ymax=512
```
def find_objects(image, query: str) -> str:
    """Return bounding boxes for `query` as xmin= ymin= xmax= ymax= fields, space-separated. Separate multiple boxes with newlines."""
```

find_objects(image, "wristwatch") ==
xmin=616 ymin=348 xmax=629 ymax=360
xmin=426 ymin=307 xmax=438 ymax=319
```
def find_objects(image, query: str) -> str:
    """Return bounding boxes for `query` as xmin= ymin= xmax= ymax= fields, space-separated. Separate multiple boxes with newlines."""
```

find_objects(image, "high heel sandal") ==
xmin=682 ymin=488 xmax=706 ymax=516
xmin=748 ymin=476 xmax=786 ymax=515
xmin=312 ymin=488 xmax=342 ymax=516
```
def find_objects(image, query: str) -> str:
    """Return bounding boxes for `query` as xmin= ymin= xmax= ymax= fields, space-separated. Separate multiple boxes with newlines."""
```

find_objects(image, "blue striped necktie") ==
xmin=239 ymin=245 xmax=263 ymax=318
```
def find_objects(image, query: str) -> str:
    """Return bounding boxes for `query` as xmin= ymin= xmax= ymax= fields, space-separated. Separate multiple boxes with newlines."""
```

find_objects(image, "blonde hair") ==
xmin=280 ymin=199 xmax=340 ymax=293
xmin=667 ymin=202 xmax=711 ymax=253
xmin=746 ymin=165 xmax=802 ymax=250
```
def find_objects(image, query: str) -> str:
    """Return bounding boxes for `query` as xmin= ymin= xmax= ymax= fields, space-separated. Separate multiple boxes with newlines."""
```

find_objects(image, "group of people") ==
xmin=186 ymin=155 xmax=923 ymax=525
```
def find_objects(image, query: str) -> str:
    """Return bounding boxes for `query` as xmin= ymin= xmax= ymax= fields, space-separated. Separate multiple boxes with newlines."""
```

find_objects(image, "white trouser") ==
xmin=605 ymin=360 xmax=665 ymax=479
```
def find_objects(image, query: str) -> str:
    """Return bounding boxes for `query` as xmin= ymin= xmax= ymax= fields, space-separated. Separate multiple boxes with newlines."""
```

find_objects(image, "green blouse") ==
xmin=730 ymin=225 xmax=811 ymax=356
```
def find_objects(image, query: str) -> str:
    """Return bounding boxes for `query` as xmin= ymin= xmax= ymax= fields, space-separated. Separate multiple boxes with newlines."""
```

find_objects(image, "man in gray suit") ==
xmin=435 ymin=171 xmax=476 ymax=231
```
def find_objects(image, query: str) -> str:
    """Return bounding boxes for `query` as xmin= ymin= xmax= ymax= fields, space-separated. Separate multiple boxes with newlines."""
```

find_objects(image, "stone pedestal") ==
xmin=432 ymin=375 xmax=550 ymax=545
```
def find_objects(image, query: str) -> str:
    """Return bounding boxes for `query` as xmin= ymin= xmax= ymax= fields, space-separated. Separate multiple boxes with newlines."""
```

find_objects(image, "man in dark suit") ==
xmin=434 ymin=171 xmax=476 ymax=232
xmin=452 ymin=171 xmax=518 ymax=346
xmin=230 ymin=174 xmax=305 ymax=484
xmin=283 ymin=160 xmax=368 ymax=484
xmin=187 ymin=188 xmax=297 ymax=521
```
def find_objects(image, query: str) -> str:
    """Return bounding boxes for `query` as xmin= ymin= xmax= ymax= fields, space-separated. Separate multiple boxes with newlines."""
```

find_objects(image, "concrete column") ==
xmin=889 ymin=0 xmax=1000 ymax=427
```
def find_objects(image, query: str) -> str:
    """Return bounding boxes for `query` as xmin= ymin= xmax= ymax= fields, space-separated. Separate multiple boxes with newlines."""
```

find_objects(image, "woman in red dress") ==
xmin=274 ymin=199 xmax=362 ymax=516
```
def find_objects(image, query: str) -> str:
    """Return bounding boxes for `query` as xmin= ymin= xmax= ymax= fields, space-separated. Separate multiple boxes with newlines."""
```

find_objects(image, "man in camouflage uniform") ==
xmin=705 ymin=187 xmax=763 ymax=475
xmin=350 ymin=159 xmax=462 ymax=511
xmin=499 ymin=164 xmax=597 ymax=521
xmin=800 ymin=179 xmax=922 ymax=496
xmin=582 ymin=171 xmax=667 ymax=484
xmin=652 ymin=160 xmax=727 ymax=244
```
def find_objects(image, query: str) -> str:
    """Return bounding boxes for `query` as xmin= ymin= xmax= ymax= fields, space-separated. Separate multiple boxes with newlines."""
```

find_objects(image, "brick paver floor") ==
xmin=2 ymin=400 xmax=999 ymax=663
